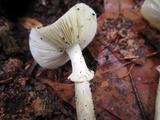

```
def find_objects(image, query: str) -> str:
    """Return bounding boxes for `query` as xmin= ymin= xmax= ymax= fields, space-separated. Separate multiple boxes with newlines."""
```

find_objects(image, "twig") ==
xmin=118 ymin=56 xmax=140 ymax=60
xmin=25 ymin=60 xmax=37 ymax=77
xmin=146 ymin=51 xmax=158 ymax=57
xmin=0 ymin=77 xmax=13 ymax=84
xmin=101 ymin=61 xmax=132 ymax=75
xmin=111 ymin=63 xmax=135 ymax=79
xmin=117 ymin=51 xmax=158 ymax=61
xmin=129 ymin=72 xmax=147 ymax=120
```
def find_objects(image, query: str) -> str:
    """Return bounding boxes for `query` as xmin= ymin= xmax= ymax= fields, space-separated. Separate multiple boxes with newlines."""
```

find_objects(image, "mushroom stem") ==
xmin=66 ymin=43 xmax=95 ymax=120
xmin=75 ymin=81 xmax=95 ymax=120
xmin=155 ymin=65 xmax=160 ymax=120
xmin=66 ymin=43 xmax=94 ymax=82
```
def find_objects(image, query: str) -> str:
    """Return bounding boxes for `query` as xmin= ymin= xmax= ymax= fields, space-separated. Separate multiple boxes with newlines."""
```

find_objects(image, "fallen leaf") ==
xmin=86 ymin=0 xmax=160 ymax=119
xmin=19 ymin=17 xmax=43 ymax=29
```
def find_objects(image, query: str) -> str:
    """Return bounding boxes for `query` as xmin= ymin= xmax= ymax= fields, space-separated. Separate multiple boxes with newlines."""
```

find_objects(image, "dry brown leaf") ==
xmin=86 ymin=0 xmax=160 ymax=120
xmin=19 ymin=17 xmax=43 ymax=29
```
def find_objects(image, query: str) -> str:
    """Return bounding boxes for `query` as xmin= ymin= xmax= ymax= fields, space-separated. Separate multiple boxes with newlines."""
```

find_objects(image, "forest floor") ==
xmin=0 ymin=0 xmax=160 ymax=120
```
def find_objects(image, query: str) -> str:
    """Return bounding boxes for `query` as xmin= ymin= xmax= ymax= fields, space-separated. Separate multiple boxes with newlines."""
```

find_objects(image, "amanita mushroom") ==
xmin=140 ymin=0 xmax=160 ymax=30
xmin=155 ymin=65 xmax=160 ymax=120
xmin=29 ymin=3 xmax=97 ymax=120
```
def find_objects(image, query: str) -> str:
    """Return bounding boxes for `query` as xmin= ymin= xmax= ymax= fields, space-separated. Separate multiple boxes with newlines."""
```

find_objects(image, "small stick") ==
xmin=117 ymin=51 xmax=158 ymax=60
xmin=129 ymin=72 xmax=147 ymax=120
xmin=25 ymin=60 xmax=37 ymax=77
xmin=0 ymin=77 xmax=13 ymax=84
xmin=146 ymin=51 xmax=158 ymax=57
xmin=111 ymin=63 xmax=135 ymax=79
xmin=100 ymin=61 xmax=132 ymax=75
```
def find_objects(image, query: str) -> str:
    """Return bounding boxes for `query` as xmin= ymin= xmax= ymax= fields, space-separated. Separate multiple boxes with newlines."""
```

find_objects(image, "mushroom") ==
xmin=140 ymin=0 xmax=160 ymax=30
xmin=155 ymin=65 xmax=160 ymax=120
xmin=29 ymin=3 xmax=97 ymax=120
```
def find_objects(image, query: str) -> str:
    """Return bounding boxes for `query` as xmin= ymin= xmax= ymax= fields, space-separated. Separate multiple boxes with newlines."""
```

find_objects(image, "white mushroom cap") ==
xmin=141 ymin=0 xmax=160 ymax=30
xmin=29 ymin=3 xmax=97 ymax=69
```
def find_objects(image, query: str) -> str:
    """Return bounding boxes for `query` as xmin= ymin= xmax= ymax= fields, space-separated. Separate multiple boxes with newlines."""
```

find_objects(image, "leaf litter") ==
xmin=0 ymin=0 xmax=160 ymax=120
